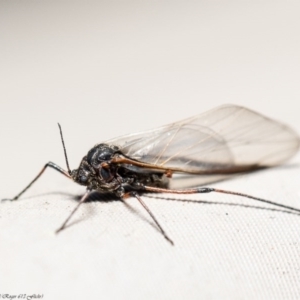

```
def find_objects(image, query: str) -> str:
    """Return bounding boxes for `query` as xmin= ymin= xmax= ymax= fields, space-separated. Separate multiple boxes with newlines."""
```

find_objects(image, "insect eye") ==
xmin=97 ymin=150 xmax=113 ymax=161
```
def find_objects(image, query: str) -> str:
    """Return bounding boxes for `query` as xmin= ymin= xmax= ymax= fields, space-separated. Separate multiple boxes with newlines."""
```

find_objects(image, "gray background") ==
xmin=1 ymin=1 xmax=300 ymax=299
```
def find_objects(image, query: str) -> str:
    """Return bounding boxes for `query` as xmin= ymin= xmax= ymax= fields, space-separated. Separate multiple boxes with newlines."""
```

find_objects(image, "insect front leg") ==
xmin=2 ymin=162 xmax=71 ymax=202
xmin=56 ymin=190 xmax=91 ymax=233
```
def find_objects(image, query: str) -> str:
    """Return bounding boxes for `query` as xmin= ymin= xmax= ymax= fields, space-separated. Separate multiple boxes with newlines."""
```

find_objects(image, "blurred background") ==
xmin=1 ymin=1 xmax=300 ymax=299
xmin=1 ymin=1 xmax=300 ymax=178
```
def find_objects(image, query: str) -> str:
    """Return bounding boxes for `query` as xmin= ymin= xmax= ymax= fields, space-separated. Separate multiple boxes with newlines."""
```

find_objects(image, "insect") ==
xmin=3 ymin=105 xmax=300 ymax=245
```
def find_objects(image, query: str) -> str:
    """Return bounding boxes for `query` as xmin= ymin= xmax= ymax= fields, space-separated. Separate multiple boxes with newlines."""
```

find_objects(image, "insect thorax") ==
xmin=71 ymin=143 xmax=169 ymax=194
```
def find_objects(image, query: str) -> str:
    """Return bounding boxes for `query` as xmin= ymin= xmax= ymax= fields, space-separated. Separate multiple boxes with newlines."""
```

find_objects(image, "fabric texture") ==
xmin=1 ymin=2 xmax=300 ymax=299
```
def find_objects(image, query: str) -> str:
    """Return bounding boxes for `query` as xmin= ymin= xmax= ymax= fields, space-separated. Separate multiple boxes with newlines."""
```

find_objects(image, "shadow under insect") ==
xmin=49 ymin=190 xmax=300 ymax=231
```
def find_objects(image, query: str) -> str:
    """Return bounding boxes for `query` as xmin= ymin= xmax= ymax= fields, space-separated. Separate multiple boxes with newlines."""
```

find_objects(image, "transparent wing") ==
xmin=106 ymin=105 xmax=300 ymax=173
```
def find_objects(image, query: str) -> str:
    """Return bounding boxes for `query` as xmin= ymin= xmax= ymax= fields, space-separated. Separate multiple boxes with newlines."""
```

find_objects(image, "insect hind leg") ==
xmin=143 ymin=186 xmax=300 ymax=214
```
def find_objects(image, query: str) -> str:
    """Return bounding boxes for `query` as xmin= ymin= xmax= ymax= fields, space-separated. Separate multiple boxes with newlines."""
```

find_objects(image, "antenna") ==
xmin=58 ymin=123 xmax=71 ymax=175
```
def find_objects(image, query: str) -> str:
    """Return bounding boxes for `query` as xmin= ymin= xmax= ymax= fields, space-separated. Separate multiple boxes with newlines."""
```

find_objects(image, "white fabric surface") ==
xmin=1 ymin=1 xmax=300 ymax=299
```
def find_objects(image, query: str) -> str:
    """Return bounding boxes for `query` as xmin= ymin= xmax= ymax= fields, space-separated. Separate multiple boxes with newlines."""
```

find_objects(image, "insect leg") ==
xmin=55 ymin=190 xmax=91 ymax=234
xmin=2 ymin=162 xmax=71 ymax=201
xmin=126 ymin=192 xmax=174 ymax=245
xmin=143 ymin=186 xmax=300 ymax=214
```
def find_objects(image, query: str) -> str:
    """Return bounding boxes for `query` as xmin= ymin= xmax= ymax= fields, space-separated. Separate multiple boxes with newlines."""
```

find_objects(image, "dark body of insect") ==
xmin=73 ymin=143 xmax=169 ymax=196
